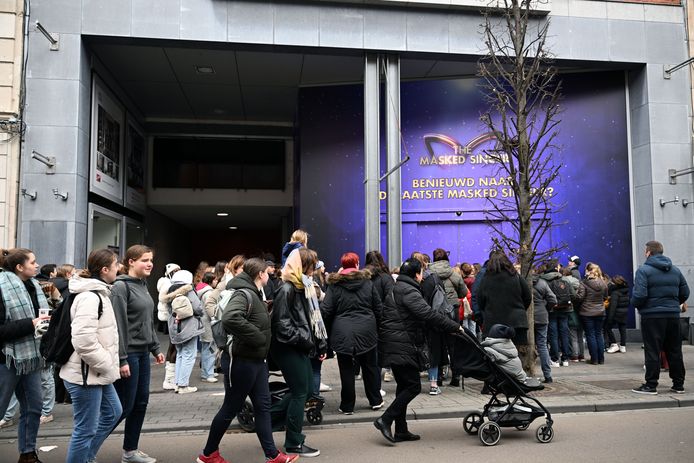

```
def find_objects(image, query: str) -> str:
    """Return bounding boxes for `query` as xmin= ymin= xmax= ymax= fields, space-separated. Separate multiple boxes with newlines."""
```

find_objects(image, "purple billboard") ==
xmin=299 ymin=71 xmax=632 ymax=293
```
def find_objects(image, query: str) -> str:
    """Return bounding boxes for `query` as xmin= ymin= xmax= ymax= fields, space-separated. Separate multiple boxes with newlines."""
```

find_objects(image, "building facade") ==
xmin=5 ymin=0 xmax=694 ymax=330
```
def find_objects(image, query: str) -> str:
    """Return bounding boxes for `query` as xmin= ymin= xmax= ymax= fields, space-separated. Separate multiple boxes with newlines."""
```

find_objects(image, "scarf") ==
xmin=0 ymin=271 xmax=48 ymax=374
xmin=282 ymin=250 xmax=327 ymax=340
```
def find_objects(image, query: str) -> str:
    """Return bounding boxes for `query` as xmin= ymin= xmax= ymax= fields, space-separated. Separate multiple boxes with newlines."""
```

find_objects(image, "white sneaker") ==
xmin=122 ymin=450 xmax=157 ymax=463
xmin=319 ymin=382 xmax=332 ymax=392
xmin=39 ymin=414 xmax=54 ymax=424
xmin=175 ymin=386 xmax=198 ymax=394
xmin=380 ymin=389 xmax=386 ymax=397
xmin=162 ymin=381 xmax=176 ymax=390
xmin=606 ymin=343 xmax=620 ymax=354
xmin=200 ymin=377 xmax=218 ymax=383
xmin=550 ymin=361 xmax=560 ymax=368
xmin=0 ymin=418 xmax=14 ymax=429
xmin=561 ymin=361 xmax=569 ymax=367
xmin=619 ymin=345 xmax=627 ymax=353
xmin=383 ymin=370 xmax=394 ymax=382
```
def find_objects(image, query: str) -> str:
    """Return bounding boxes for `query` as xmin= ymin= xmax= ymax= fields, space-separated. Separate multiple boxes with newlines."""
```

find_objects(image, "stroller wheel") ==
xmin=478 ymin=421 xmax=501 ymax=446
xmin=306 ymin=408 xmax=323 ymax=425
xmin=515 ymin=423 xmax=530 ymax=431
xmin=536 ymin=424 xmax=554 ymax=443
xmin=463 ymin=412 xmax=484 ymax=435
xmin=237 ymin=400 xmax=256 ymax=433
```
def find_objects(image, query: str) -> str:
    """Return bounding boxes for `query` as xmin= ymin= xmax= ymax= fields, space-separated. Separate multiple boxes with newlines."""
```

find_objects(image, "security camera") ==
xmin=455 ymin=211 xmax=463 ymax=217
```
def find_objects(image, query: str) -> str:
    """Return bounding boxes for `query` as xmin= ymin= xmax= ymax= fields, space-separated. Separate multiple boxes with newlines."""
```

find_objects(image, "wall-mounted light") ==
xmin=683 ymin=199 xmax=690 ymax=208
xmin=35 ymin=21 xmax=59 ymax=51
xmin=52 ymin=188 xmax=68 ymax=201
xmin=21 ymin=189 xmax=37 ymax=200
xmin=31 ymin=150 xmax=56 ymax=174
xmin=659 ymin=196 xmax=679 ymax=207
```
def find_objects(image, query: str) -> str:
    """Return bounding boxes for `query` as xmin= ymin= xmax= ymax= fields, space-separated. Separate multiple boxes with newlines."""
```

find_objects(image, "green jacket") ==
xmin=222 ymin=272 xmax=271 ymax=360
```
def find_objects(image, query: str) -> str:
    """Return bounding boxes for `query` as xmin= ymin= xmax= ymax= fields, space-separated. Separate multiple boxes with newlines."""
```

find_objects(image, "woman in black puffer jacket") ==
xmin=604 ymin=275 xmax=630 ymax=354
xmin=321 ymin=252 xmax=383 ymax=414
xmin=374 ymin=258 xmax=460 ymax=444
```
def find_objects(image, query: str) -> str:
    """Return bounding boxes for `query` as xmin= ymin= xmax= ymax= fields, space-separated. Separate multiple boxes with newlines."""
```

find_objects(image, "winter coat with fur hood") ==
xmin=59 ymin=276 xmax=120 ymax=386
xmin=162 ymin=283 xmax=204 ymax=344
xmin=321 ymin=269 xmax=383 ymax=356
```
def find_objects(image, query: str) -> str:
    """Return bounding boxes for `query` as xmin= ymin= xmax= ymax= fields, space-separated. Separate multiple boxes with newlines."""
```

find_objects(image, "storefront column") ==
xmin=385 ymin=55 xmax=402 ymax=268
xmin=364 ymin=53 xmax=380 ymax=253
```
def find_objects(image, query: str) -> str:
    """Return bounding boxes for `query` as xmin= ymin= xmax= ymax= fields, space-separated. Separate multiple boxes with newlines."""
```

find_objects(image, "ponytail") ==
xmin=0 ymin=248 xmax=34 ymax=273
xmin=80 ymin=249 xmax=118 ymax=279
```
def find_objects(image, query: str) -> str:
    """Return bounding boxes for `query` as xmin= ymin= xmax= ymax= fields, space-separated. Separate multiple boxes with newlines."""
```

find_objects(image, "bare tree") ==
xmin=478 ymin=0 xmax=564 ymax=374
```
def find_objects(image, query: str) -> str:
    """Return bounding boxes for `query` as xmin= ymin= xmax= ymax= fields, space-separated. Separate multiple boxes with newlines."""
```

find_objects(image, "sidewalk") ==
xmin=2 ymin=338 xmax=692 ymax=440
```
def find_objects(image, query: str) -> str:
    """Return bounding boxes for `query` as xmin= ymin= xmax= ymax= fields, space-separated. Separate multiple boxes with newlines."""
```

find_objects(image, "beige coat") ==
xmin=59 ymin=276 xmax=120 ymax=386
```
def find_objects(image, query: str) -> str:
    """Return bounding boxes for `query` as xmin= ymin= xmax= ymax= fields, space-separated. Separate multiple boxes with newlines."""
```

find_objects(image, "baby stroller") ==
xmin=237 ymin=376 xmax=324 ymax=433
xmin=451 ymin=327 xmax=554 ymax=446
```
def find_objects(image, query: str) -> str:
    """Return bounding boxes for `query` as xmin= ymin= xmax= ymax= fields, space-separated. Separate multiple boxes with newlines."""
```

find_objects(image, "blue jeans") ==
xmin=581 ymin=315 xmax=605 ymax=364
xmin=534 ymin=324 xmax=552 ymax=380
xmin=427 ymin=366 xmax=439 ymax=383
xmin=40 ymin=365 xmax=55 ymax=416
xmin=64 ymin=381 xmax=122 ymax=463
xmin=548 ymin=313 xmax=571 ymax=362
xmin=200 ymin=341 xmax=216 ymax=379
xmin=203 ymin=355 xmax=277 ymax=459
xmin=0 ymin=365 xmax=42 ymax=454
xmin=113 ymin=352 xmax=151 ymax=452
xmin=3 ymin=393 xmax=18 ymax=420
xmin=175 ymin=337 xmax=198 ymax=386
xmin=310 ymin=357 xmax=322 ymax=397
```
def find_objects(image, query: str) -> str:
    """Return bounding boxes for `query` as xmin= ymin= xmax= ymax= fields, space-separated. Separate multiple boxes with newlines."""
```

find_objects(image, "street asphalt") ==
xmin=1 ymin=335 xmax=692 ymax=441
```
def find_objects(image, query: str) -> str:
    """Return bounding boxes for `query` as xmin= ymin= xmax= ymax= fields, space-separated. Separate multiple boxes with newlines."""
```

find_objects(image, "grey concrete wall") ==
xmin=20 ymin=0 xmax=694 ymax=298
xmin=20 ymin=5 xmax=90 ymax=267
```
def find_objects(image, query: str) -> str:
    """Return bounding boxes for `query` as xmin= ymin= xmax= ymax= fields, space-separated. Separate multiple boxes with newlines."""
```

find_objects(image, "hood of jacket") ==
xmin=540 ymin=271 xmax=562 ymax=282
xmin=161 ymin=283 xmax=193 ymax=303
xmin=115 ymin=274 xmax=147 ymax=285
xmin=326 ymin=268 xmax=372 ymax=290
xmin=69 ymin=275 xmax=111 ymax=295
xmin=481 ymin=337 xmax=518 ymax=358
xmin=429 ymin=260 xmax=453 ymax=279
xmin=645 ymin=254 xmax=672 ymax=272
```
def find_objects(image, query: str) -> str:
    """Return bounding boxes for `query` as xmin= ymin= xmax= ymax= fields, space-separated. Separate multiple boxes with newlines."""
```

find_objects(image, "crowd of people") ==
xmin=0 ymin=235 xmax=689 ymax=463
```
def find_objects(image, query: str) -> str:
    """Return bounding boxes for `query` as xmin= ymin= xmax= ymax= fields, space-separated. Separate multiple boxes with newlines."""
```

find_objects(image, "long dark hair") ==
xmin=486 ymin=250 xmax=516 ymax=275
xmin=365 ymin=250 xmax=389 ymax=273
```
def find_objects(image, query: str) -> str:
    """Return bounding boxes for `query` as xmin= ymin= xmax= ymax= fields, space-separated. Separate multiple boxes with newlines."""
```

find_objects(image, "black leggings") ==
xmin=203 ymin=354 xmax=277 ymax=459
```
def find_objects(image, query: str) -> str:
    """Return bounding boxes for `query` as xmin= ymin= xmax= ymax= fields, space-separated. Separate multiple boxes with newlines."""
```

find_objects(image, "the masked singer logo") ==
xmin=420 ymin=132 xmax=507 ymax=166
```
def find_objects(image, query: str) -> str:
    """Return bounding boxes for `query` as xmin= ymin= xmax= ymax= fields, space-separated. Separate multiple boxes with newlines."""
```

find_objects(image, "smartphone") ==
xmin=39 ymin=308 xmax=51 ymax=318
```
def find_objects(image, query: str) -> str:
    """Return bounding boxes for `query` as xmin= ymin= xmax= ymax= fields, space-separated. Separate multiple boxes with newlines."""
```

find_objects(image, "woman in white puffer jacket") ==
xmin=59 ymin=249 xmax=122 ymax=463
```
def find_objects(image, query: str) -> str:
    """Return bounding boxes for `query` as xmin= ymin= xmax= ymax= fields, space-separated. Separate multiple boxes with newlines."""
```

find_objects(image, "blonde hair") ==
xmin=290 ymin=229 xmax=309 ymax=247
xmin=56 ymin=264 xmax=75 ymax=278
xmin=584 ymin=262 xmax=605 ymax=280
xmin=227 ymin=255 xmax=246 ymax=275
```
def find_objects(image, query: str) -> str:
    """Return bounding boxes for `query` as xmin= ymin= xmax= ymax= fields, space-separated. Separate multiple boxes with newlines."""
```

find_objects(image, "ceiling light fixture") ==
xmin=195 ymin=65 xmax=215 ymax=74
xmin=228 ymin=226 xmax=238 ymax=230
xmin=216 ymin=212 xmax=229 ymax=217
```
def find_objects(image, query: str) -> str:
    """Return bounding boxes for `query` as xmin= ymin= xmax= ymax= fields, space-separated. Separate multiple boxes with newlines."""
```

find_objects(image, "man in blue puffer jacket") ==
xmin=631 ymin=241 xmax=689 ymax=395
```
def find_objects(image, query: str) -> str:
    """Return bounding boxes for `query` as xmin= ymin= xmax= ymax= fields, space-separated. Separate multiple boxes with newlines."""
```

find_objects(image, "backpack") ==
xmin=40 ymin=290 xmax=103 ymax=366
xmin=431 ymin=283 xmax=456 ymax=320
xmin=548 ymin=278 xmax=573 ymax=310
xmin=211 ymin=288 xmax=253 ymax=348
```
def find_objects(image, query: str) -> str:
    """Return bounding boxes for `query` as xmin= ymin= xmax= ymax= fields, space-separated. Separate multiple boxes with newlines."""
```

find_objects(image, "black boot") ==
xmin=374 ymin=418 xmax=395 ymax=443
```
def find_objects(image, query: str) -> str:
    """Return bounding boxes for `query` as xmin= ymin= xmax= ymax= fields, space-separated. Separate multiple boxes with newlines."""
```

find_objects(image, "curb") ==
xmin=9 ymin=398 xmax=692 ymax=440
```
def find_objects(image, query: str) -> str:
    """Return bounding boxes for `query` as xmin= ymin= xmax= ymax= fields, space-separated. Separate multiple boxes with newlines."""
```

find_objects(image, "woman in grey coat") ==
xmin=532 ymin=265 xmax=557 ymax=383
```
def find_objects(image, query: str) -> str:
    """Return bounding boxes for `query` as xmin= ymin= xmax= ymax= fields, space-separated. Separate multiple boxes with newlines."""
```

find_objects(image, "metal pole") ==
xmin=385 ymin=55 xmax=402 ymax=268
xmin=364 ymin=54 xmax=381 ymax=254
